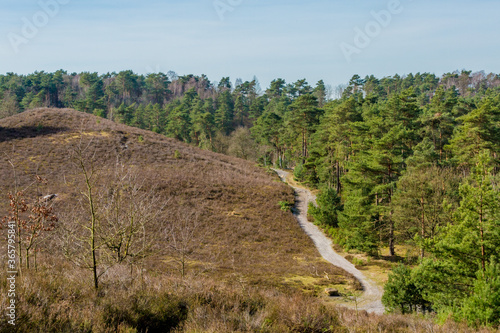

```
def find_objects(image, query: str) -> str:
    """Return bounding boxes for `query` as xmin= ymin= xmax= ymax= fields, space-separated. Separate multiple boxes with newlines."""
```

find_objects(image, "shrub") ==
xmin=279 ymin=201 xmax=293 ymax=212
xmin=308 ymin=187 xmax=342 ymax=227
xmin=458 ymin=259 xmax=500 ymax=327
xmin=352 ymin=257 xmax=365 ymax=267
xmin=293 ymin=163 xmax=305 ymax=182
xmin=382 ymin=264 xmax=430 ymax=314
xmin=93 ymin=109 xmax=106 ymax=118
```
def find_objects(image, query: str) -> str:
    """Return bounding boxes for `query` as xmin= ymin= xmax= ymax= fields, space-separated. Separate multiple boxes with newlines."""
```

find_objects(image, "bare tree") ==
xmin=63 ymin=136 xmax=168 ymax=289
xmin=333 ymin=84 xmax=347 ymax=100
xmin=166 ymin=210 xmax=204 ymax=278
xmin=227 ymin=127 xmax=258 ymax=160
xmin=1 ymin=172 xmax=58 ymax=272
xmin=98 ymin=163 xmax=167 ymax=269
xmin=67 ymin=136 xmax=101 ymax=289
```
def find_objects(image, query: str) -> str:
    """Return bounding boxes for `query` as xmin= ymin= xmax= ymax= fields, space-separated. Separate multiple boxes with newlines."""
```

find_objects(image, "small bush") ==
xmin=293 ymin=163 xmax=305 ymax=182
xmin=174 ymin=150 xmax=181 ymax=159
xmin=352 ymin=257 xmax=365 ymax=267
xmin=308 ymin=187 xmax=342 ymax=227
xmin=279 ymin=201 xmax=293 ymax=212
xmin=93 ymin=109 xmax=106 ymax=118
xmin=382 ymin=264 xmax=430 ymax=314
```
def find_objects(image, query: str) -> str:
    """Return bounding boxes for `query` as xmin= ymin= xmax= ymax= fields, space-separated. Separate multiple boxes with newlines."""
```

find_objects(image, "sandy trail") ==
xmin=274 ymin=169 xmax=384 ymax=315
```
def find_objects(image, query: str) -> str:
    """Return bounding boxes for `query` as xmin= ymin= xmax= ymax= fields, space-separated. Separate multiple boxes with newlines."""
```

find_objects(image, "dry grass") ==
xmin=1 ymin=267 xmax=497 ymax=332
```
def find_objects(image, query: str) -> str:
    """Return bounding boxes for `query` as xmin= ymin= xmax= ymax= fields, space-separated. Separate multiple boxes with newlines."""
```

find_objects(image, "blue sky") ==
xmin=0 ymin=0 xmax=498 ymax=89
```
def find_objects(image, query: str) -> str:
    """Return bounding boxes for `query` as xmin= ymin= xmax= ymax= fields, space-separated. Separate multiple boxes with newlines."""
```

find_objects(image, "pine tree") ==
xmin=420 ymin=86 xmax=457 ymax=163
xmin=214 ymin=90 xmax=234 ymax=134
xmin=285 ymin=94 xmax=321 ymax=164
xmin=448 ymin=98 xmax=500 ymax=168
xmin=414 ymin=151 xmax=500 ymax=316
xmin=392 ymin=165 xmax=458 ymax=257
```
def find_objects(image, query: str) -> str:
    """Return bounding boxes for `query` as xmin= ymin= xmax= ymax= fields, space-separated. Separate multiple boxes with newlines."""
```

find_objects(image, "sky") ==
xmin=0 ymin=0 xmax=498 ymax=89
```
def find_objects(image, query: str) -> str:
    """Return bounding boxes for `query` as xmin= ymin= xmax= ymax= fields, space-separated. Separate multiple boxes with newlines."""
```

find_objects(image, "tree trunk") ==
xmin=25 ymin=248 xmax=30 ymax=270
xmin=302 ymin=128 xmax=306 ymax=164
xmin=336 ymin=160 xmax=341 ymax=194
xmin=439 ymin=128 xmax=443 ymax=162
xmin=420 ymin=195 xmax=425 ymax=258
xmin=479 ymin=193 xmax=485 ymax=273
xmin=388 ymin=165 xmax=395 ymax=256
xmin=389 ymin=209 xmax=395 ymax=257
xmin=82 ymin=161 xmax=99 ymax=290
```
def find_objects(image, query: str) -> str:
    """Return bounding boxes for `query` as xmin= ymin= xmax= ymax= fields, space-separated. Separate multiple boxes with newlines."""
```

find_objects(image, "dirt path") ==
xmin=274 ymin=169 xmax=384 ymax=315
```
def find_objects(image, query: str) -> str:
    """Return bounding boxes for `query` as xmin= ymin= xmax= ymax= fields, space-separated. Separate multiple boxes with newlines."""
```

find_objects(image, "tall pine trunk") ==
xmin=420 ymin=195 xmax=425 ymax=258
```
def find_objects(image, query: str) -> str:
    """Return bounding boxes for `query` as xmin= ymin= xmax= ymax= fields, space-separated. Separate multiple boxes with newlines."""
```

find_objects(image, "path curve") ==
xmin=274 ymin=169 xmax=384 ymax=315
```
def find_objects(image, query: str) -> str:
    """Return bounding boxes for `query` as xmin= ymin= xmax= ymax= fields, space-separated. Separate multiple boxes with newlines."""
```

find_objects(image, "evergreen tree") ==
xmin=308 ymin=187 xmax=342 ymax=227
xmin=313 ymin=80 xmax=327 ymax=107
xmin=448 ymin=98 xmax=500 ymax=168
xmin=392 ymin=165 xmax=458 ymax=257
xmin=382 ymin=264 xmax=429 ymax=314
xmin=214 ymin=90 xmax=234 ymax=134
xmin=420 ymin=86 xmax=457 ymax=163
xmin=285 ymin=94 xmax=321 ymax=163
xmin=413 ymin=151 xmax=500 ymax=317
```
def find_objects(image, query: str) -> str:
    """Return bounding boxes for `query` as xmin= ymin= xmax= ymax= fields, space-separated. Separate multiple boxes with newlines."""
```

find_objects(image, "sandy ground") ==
xmin=274 ymin=169 xmax=384 ymax=315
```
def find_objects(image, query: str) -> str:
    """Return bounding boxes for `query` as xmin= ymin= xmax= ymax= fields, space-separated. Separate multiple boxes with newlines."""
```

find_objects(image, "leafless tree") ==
xmin=227 ymin=127 xmax=258 ymax=160
xmin=165 ymin=209 xmax=205 ymax=278
xmin=65 ymin=135 xmax=102 ymax=289
xmin=62 ymin=134 xmax=168 ymax=289
xmin=97 ymin=162 xmax=167 ymax=269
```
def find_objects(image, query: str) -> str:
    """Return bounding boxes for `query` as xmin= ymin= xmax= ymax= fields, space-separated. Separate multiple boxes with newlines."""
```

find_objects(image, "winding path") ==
xmin=274 ymin=169 xmax=384 ymax=315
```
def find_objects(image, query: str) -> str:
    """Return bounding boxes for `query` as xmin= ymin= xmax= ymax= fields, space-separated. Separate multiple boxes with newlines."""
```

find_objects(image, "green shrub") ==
xmin=458 ymin=259 xmax=500 ymax=327
xmin=308 ymin=187 xmax=342 ymax=227
xmin=93 ymin=109 xmax=106 ymax=118
xmin=279 ymin=201 xmax=293 ymax=212
xmin=352 ymin=257 xmax=365 ymax=267
xmin=293 ymin=163 xmax=305 ymax=182
xmin=382 ymin=264 xmax=429 ymax=314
